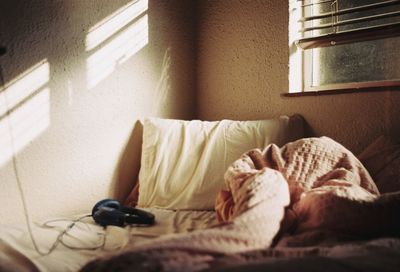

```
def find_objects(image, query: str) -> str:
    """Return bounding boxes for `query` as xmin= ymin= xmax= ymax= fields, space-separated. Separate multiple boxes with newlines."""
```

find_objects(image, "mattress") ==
xmin=0 ymin=209 xmax=218 ymax=272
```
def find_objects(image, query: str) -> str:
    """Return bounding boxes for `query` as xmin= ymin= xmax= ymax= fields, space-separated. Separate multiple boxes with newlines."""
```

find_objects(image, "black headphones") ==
xmin=92 ymin=199 xmax=155 ymax=227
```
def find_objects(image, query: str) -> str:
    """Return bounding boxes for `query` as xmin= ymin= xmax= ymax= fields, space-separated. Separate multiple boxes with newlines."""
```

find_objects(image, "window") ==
xmin=289 ymin=0 xmax=400 ymax=94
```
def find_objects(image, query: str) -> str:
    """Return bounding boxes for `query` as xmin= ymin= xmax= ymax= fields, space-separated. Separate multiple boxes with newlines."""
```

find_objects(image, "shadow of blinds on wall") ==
xmin=289 ymin=0 xmax=400 ymax=93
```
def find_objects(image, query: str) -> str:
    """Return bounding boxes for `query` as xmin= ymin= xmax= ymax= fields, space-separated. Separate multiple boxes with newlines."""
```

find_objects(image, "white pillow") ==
xmin=137 ymin=115 xmax=305 ymax=210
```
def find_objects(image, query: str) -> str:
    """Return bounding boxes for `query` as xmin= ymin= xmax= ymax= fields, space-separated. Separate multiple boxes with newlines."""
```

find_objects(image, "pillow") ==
xmin=134 ymin=115 xmax=305 ymax=210
xmin=358 ymin=135 xmax=400 ymax=193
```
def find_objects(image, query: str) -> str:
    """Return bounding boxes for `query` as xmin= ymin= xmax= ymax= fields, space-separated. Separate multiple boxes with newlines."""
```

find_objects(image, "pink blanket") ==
xmin=217 ymin=136 xmax=400 ymax=242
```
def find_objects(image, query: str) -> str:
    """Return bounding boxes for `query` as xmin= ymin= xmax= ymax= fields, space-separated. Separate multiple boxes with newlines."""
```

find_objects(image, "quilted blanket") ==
xmin=217 ymin=136 xmax=394 ymax=236
xmin=81 ymin=137 xmax=400 ymax=272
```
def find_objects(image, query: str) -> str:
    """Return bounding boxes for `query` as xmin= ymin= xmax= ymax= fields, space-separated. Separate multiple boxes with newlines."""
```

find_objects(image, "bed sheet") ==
xmin=0 ymin=209 xmax=218 ymax=272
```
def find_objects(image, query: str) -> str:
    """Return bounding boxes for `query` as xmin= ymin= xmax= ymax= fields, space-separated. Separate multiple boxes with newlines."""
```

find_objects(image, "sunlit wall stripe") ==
xmin=86 ymin=0 xmax=148 ymax=51
xmin=0 ymin=60 xmax=50 ymax=166
xmin=86 ymin=13 xmax=148 ymax=89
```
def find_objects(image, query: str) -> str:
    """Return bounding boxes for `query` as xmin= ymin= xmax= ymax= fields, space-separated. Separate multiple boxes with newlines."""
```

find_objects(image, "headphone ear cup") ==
xmin=93 ymin=207 xmax=125 ymax=226
xmin=92 ymin=199 xmax=124 ymax=226
xmin=92 ymin=199 xmax=120 ymax=216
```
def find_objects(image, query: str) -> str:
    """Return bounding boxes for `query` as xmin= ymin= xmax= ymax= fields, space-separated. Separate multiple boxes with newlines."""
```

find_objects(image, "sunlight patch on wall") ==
xmin=0 ymin=60 xmax=50 ymax=167
xmin=86 ymin=0 xmax=148 ymax=51
xmin=86 ymin=0 xmax=149 ymax=89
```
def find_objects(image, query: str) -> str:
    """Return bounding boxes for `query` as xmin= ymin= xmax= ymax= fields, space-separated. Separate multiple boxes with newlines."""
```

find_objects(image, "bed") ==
xmin=1 ymin=115 xmax=399 ymax=272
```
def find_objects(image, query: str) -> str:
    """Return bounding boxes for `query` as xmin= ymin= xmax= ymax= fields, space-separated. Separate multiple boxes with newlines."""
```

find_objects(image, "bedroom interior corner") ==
xmin=0 ymin=1 xmax=400 ymax=271
xmin=0 ymin=0 xmax=400 ymax=225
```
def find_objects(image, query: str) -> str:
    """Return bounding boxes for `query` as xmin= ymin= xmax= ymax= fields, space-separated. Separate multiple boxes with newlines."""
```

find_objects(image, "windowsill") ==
xmin=283 ymin=81 xmax=400 ymax=97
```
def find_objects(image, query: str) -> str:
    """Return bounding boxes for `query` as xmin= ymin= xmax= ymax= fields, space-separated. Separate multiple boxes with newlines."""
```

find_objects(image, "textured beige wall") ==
xmin=196 ymin=0 xmax=400 ymax=153
xmin=0 ymin=0 xmax=196 ymax=224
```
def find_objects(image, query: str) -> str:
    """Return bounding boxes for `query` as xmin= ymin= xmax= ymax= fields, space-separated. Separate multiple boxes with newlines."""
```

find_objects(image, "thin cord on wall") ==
xmin=0 ymin=59 xmax=51 ymax=255
xmin=0 ymin=58 xmax=101 ymax=256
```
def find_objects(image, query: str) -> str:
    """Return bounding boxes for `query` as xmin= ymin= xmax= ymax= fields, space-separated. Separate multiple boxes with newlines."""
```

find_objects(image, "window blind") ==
xmin=295 ymin=0 xmax=400 ymax=49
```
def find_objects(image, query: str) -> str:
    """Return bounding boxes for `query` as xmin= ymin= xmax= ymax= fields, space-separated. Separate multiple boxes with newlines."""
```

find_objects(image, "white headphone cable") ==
xmin=0 ymin=63 xmax=58 ymax=256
